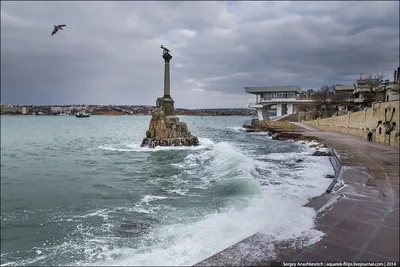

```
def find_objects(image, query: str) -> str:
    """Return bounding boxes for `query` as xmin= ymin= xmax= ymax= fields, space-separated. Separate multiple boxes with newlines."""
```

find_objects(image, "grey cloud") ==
xmin=346 ymin=24 xmax=373 ymax=36
xmin=1 ymin=1 xmax=399 ymax=108
xmin=184 ymin=5 xmax=399 ymax=94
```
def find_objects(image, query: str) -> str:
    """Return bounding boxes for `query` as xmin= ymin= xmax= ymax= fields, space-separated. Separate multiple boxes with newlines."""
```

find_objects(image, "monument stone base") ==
xmin=141 ymin=96 xmax=199 ymax=148
xmin=156 ymin=96 xmax=174 ymax=116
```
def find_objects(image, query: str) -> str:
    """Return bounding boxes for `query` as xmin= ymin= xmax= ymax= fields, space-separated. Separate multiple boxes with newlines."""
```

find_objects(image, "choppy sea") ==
xmin=0 ymin=115 xmax=333 ymax=266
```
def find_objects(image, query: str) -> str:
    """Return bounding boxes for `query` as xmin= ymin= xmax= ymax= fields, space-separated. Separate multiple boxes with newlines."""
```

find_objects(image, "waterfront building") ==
xmin=245 ymin=86 xmax=315 ymax=121
xmin=336 ymin=67 xmax=400 ymax=109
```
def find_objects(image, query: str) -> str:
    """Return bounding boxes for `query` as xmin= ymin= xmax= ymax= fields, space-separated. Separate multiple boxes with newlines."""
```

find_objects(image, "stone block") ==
xmin=156 ymin=97 xmax=175 ymax=116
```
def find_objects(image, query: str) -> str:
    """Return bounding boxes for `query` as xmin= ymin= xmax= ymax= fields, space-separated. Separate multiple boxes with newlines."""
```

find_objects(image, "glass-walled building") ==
xmin=261 ymin=91 xmax=298 ymax=100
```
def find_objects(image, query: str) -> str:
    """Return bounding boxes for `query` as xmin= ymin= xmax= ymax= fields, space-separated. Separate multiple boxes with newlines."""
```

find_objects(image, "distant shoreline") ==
xmin=1 ymin=114 xmax=254 ymax=117
xmin=1 ymin=106 xmax=256 ymax=117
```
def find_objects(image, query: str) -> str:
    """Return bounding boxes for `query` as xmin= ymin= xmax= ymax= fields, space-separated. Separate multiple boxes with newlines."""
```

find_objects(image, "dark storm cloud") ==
xmin=1 ymin=1 xmax=399 ymax=108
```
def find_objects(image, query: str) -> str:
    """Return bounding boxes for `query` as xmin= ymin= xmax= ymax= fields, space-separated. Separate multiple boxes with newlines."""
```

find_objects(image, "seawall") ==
xmin=303 ymin=100 xmax=400 ymax=147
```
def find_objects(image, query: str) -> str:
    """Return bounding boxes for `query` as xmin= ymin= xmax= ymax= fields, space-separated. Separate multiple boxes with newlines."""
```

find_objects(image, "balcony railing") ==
xmin=257 ymin=97 xmax=317 ymax=102
xmin=260 ymin=97 xmax=297 ymax=101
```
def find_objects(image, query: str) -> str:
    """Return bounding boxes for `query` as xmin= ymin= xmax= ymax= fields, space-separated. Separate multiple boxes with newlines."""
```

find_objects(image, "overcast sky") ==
xmin=1 ymin=1 xmax=399 ymax=108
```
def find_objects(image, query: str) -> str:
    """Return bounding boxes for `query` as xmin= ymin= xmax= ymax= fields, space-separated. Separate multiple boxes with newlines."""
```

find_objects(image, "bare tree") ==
xmin=299 ymin=89 xmax=316 ymax=100
xmin=297 ymin=103 xmax=314 ymax=112
xmin=362 ymin=73 xmax=385 ymax=106
xmin=306 ymin=89 xmax=316 ymax=99
xmin=312 ymin=85 xmax=336 ymax=112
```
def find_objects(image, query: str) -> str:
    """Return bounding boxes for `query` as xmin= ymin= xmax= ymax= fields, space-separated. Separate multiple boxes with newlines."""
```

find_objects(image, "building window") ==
xmin=267 ymin=92 xmax=297 ymax=99
xmin=263 ymin=93 xmax=271 ymax=100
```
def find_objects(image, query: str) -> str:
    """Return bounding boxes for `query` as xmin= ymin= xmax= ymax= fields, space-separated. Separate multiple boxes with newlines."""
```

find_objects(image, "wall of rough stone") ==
xmin=303 ymin=100 xmax=400 ymax=147
xmin=141 ymin=104 xmax=199 ymax=148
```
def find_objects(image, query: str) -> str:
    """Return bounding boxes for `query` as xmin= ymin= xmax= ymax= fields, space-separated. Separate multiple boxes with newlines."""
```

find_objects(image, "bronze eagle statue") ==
xmin=160 ymin=45 xmax=170 ymax=54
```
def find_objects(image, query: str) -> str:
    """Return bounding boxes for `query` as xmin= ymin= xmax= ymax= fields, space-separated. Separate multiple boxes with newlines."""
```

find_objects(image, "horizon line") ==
xmin=1 ymin=104 xmax=251 ymax=109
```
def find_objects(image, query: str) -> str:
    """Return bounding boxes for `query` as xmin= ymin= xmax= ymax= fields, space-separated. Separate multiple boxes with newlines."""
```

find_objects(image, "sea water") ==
xmin=0 ymin=115 xmax=333 ymax=266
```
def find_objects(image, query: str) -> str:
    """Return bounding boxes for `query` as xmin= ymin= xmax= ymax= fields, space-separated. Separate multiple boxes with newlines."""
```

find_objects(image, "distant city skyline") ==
xmin=1 ymin=1 xmax=399 ymax=108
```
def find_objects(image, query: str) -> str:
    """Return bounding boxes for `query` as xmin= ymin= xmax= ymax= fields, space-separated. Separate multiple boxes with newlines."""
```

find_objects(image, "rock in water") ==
xmin=311 ymin=151 xmax=332 ymax=157
xmin=141 ymin=105 xmax=199 ymax=148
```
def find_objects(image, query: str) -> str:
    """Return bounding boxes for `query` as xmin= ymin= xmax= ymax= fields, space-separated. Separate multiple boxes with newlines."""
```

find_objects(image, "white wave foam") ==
xmin=140 ymin=195 xmax=169 ymax=204
xmin=247 ymin=132 xmax=269 ymax=135
xmin=126 ymin=206 xmax=155 ymax=215
xmin=86 ymin=194 xmax=322 ymax=266
xmin=116 ymin=203 xmax=177 ymax=215
xmin=226 ymin=126 xmax=246 ymax=132
xmin=261 ymin=151 xmax=310 ymax=161
xmin=1 ymin=255 xmax=48 ymax=267
xmin=258 ymin=152 xmax=333 ymax=202
xmin=165 ymin=189 xmax=188 ymax=196
xmin=75 ymin=209 xmax=111 ymax=221
xmin=96 ymin=145 xmax=132 ymax=152
xmin=182 ymin=142 xmax=257 ymax=173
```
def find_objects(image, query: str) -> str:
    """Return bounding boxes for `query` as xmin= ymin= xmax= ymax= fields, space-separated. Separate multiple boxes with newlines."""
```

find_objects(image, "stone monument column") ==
xmin=159 ymin=48 xmax=174 ymax=116
xmin=163 ymin=52 xmax=172 ymax=97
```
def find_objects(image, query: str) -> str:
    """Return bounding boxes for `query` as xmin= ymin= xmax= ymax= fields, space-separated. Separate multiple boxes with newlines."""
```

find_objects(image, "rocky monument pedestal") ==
xmin=140 ymin=46 xmax=199 ymax=148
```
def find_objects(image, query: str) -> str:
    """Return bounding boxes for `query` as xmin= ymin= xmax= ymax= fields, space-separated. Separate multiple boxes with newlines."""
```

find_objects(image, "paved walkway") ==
xmin=195 ymin=123 xmax=399 ymax=266
xmin=289 ymin=122 xmax=399 ymax=262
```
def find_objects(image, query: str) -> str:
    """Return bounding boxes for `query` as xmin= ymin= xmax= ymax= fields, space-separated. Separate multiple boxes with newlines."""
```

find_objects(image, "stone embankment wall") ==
xmin=303 ymin=100 xmax=400 ymax=147
xmin=274 ymin=113 xmax=299 ymax=122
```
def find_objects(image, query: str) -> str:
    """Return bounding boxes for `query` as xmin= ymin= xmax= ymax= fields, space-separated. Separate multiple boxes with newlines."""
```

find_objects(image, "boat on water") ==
xmin=75 ymin=111 xmax=90 ymax=118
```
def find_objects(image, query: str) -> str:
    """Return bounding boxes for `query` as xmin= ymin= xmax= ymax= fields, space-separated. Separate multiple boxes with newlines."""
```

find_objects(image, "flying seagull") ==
xmin=160 ymin=45 xmax=170 ymax=53
xmin=51 ymin=24 xmax=66 ymax=36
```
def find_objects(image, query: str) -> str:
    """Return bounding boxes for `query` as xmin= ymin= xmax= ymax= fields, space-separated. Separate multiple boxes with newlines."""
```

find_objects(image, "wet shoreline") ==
xmin=194 ymin=122 xmax=400 ymax=266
